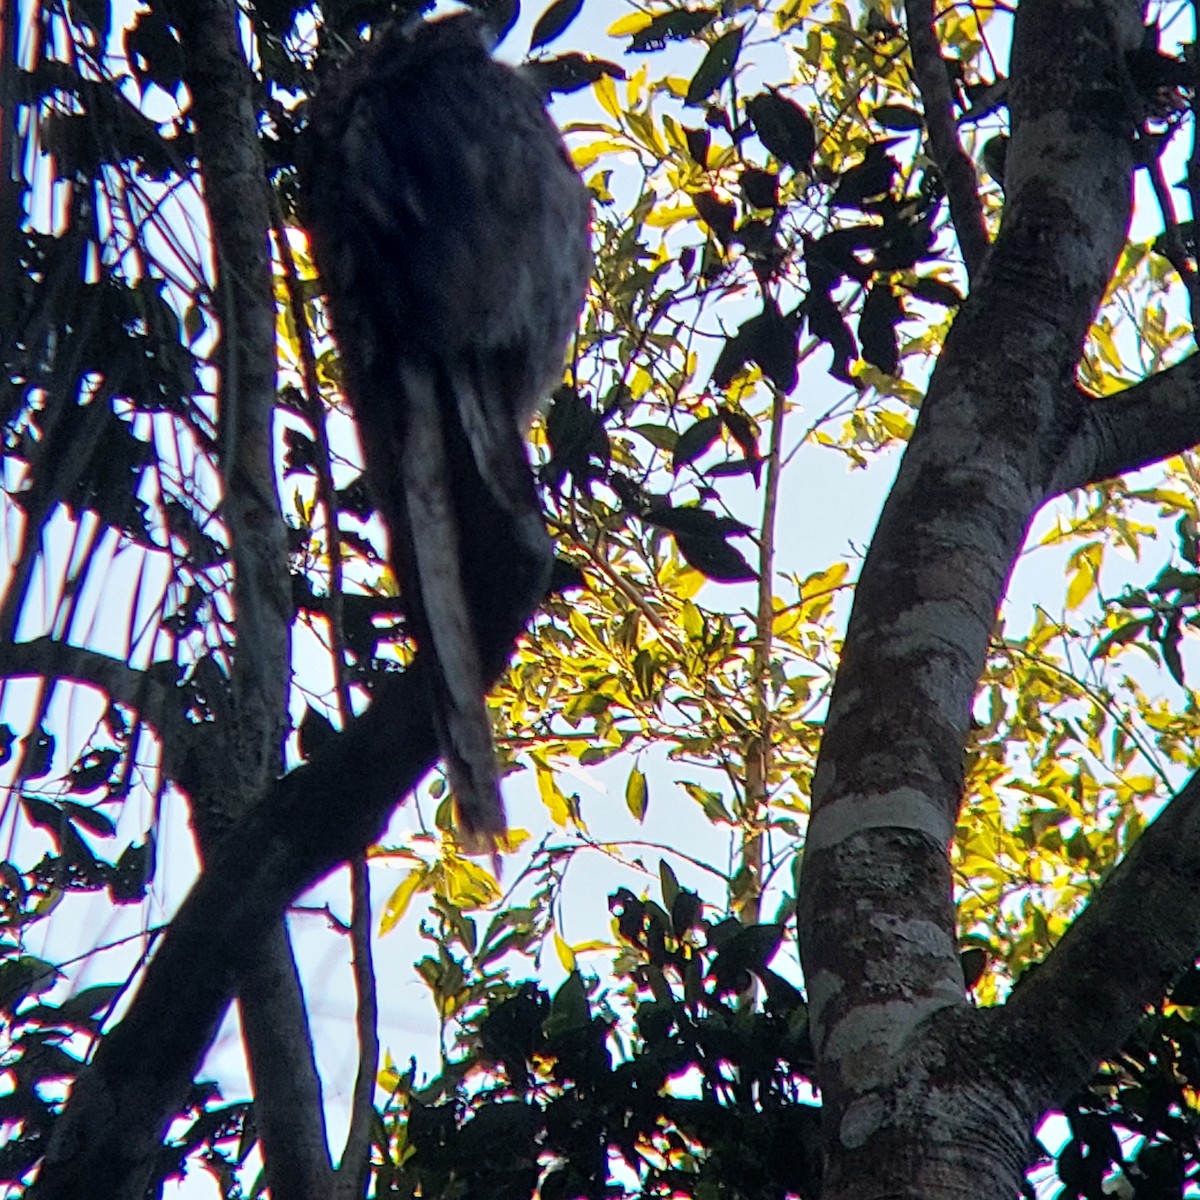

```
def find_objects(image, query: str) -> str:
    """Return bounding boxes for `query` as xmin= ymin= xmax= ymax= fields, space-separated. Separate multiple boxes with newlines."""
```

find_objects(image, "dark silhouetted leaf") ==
xmin=830 ymin=141 xmax=899 ymax=209
xmin=907 ymin=276 xmax=964 ymax=307
xmin=709 ymin=923 xmax=784 ymax=991
xmin=692 ymin=190 xmax=736 ymax=243
xmin=981 ymin=134 xmax=1008 ymax=188
xmin=712 ymin=301 xmax=801 ymax=394
xmin=684 ymin=125 xmax=711 ymax=165
xmin=109 ymin=837 xmax=155 ymax=903
xmin=745 ymin=89 xmax=815 ymax=172
xmin=0 ymin=955 xmax=61 ymax=1010
xmin=719 ymin=407 xmax=759 ymax=463
xmin=674 ymin=531 xmax=756 ymax=582
xmin=283 ymin=427 xmax=317 ymax=476
xmin=671 ymin=890 xmax=703 ymax=937
xmin=1162 ymin=614 xmax=1185 ymax=685
xmin=67 ymin=748 xmax=121 ymax=795
xmin=740 ymin=166 xmax=779 ymax=209
xmin=60 ymin=799 xmax=116 ymax=839
xmin=523 ymin=52 xmax=625 ymax=98
xmin=529 ymin=0 xmax=584 ymax=50
xmin=873 ymin=103 xmax=924 ymax=131
xmin=806 ymin=291 xmax=858 ymax=383
xmin=21 ymin=728 xmax=56 ymax=781
xmin=685 ymin=26 xmax=743 ymax=106
xmin=673 ymin=415 xmax=723 ymax=472
xmin=859 ymin=282 xmax=903 ymax=376
xmin=628 ymin=7 xmax=717 ymax=51
xmin=543 ymin=386 xmax=609 ymax=492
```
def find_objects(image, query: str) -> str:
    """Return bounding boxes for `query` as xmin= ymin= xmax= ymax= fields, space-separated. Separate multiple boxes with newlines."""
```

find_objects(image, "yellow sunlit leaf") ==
xmin=607 ymin=10 xmax=655 ymax=36
xmin=537 ymin=764 xmax=572 ymax=826
xmin=625 ymin=764 xmax=648 ymax=821
xmin=627 ymin=64 xmax=648 ymax=108
xmin=441 ymin=856 xmax=501 ymax=909
xmin=572 ymin=138 xmax=627 ymax=171
xmin=554 ymin=931 xmax=577 ymax=971
xmin=645 ymin=202 xmax=698 ymax=228
xmin=877 ymin=409 xmax=913 ymax=440
xmin=379 ymin=867 xmax=429 ymax=936
xmin=1065 ymin=542 xmax=1103 ymax=611
xmin=593 ymin=72 xmax=622 ymax=122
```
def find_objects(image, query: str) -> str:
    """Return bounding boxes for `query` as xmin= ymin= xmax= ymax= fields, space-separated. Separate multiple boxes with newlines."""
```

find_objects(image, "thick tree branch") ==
xmin=239 ymin=926 xmax=335 ymax=1197
xmin=1049 ymin=351 xmax=1200 ymax=493
xmin=0 ymin=636 xmax=176 ymax=717
xmin=797 ymin=0 xmax=1144 ymax=1193
xmin=174 ymin=4 xmax=321 ymax=1196
xmin=30 ymin=663 xmax=432 ymax=1199
xmin=904 ymin=0 xmax=990 ymax=280
xmin=335 ymin=857 xmax=379 ymax=1199
xmin=31 ymin=582 xmax=543 ymax=1199
xmin=1000 ymin=771 xmax=1200 ymax=1111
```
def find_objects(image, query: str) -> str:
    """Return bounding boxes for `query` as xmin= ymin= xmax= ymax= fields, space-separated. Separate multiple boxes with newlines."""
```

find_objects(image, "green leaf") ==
xmin=873 ymin=103 xmax=924 ymax=130
xmin=685 ymin=26 xmax=743 ymax=106
xmin=530 ymin=0 xmax=585 ymax=50
xmin=625 ymin=764 xmax=649 ymax=821
xmin=659 ymin=859 xmax=680 ymax=911
xmin=673 ymin=415 xmax=722 ymax=472
xmin=544 ymin=971 xmax=590 ymax=1037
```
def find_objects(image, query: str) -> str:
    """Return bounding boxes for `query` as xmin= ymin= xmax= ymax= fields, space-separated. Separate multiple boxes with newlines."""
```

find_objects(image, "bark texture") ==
xmin=795 ymin=0 xmax=1200 ymax=1195
xmin=172 ymin=5 xmax=332 ymax=1198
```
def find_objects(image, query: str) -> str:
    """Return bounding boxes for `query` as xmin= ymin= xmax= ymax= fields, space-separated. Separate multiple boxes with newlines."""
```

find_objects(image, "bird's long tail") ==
xmin=398 ymin=362 xmax=508 ymax=855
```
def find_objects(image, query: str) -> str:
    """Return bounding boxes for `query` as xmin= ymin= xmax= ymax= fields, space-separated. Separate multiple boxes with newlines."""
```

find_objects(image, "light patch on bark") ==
xmin=824 ymin=998 xmax=957 ymax=1078
xmin=867 ymin=912 xmax=958 ymax=961
xmin=806 ymin=789 xmax=954 ymax=852
xmin=805 ymin=967 xmax=844 ymax=1034
xmin=839 ymin=1092 xmax=886 ymax=1149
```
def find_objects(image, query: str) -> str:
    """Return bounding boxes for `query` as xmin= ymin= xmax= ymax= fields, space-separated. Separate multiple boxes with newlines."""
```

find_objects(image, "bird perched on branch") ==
xmin=301 ymin=12 xmax=591 ymax=852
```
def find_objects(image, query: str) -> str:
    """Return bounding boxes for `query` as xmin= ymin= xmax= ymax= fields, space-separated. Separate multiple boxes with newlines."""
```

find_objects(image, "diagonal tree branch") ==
xmin=0 ymin=636 xmax=177 ymax=717
xmin=1000 ymin=771 xmax=1200 ymax=1112
xmin=904 ymin=0 xmax=990 ymax=280
xmin=31 ymin=588 xmax=542 ymax=1199
xmin=1048 ymin=351 xmax=1200 ymax=493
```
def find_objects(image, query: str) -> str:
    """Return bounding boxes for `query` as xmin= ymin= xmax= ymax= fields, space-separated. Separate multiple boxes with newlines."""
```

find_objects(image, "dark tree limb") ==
xmin=335 ymin=857 xmax=379 ymax=1200
xmin=1048 ymin=351 xmax=1200 ymax=493
xmin=0 ymin=636 xmax=176 ymax=717
xmin=904 ymin=0 xmax=990 ymax=280
xmin=30 ymin=632 xmax=538 ymax=1198
xmin=1001 ymin=771 xmax=1200 ymax=1111
xmin=239 ymin=926 xmax=335 ymax=1198
xmin=173 ymin=3 xmax=325 ymax=1197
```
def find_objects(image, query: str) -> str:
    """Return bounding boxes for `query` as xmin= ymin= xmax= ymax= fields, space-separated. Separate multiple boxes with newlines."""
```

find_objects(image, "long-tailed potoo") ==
xmin=302 ymin=12 xmax=591 ymax=851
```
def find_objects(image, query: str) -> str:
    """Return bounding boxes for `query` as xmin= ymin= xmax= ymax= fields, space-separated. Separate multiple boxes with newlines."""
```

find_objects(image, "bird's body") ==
xmin=302 ymin=13 xmax=591 ymax=849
